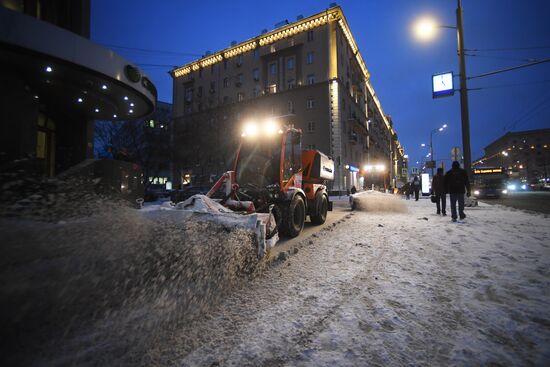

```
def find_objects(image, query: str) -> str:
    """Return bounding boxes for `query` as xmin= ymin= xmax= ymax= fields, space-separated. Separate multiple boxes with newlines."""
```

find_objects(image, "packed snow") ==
xmin=1 ymin=190 xmax=549 ymax=366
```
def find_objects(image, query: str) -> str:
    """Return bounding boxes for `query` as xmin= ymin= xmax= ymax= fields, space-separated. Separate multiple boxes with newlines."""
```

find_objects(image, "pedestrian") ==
xmin=412 ymin=176 xmax=420 ymax=201
xmin=431 ymin=167 xmax=446 ymax=216
xmin=350 ymin=185 xmax=357 ymax=195
xmin=444 ymin=161 xmax=471 ymax=222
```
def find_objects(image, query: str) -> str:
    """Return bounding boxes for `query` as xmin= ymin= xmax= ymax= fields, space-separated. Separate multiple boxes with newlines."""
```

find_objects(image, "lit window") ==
xmin=307 ymin=74 xmax=315 ymax=85
xmin=270 ymin=62 xmax=277 ymax=75
xmin=287 ymin=79 xmax=295 ymax=89
xmin=267 ymin=84 xmax=277 ymax=94
xmin=237 ymin=92 xmax=244 ymax=101
xmin=287 ymin=57 xmax=295 ymax=70
xmin=306 ymin=98 xmax=314 ymax=109
xmin=270 ymin=45 xmax=276 ymax=53
xmin=149 ymin=120 xmax=155 ymax=128
xmin=307 ymin=51 xmax=314 ymax=64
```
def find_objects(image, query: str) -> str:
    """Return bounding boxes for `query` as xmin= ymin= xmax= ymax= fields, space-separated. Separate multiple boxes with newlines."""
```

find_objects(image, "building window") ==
xmin=253 ymin=68 xmax=259 ymax=81
xmin=287 ymin=57 xmax=295 ymax=70
xmin=287 ymin=79 xmax=296 ymax=89
xmin=237 ymin=54 xmax=243 ymax=66
xmin=270 ymin=44 xmax=276 ymax=53
xmin=210 ymin=81 xmax=216 ymax=93
xmin=254 ymin=49 xmax=259 ymax=59
xmin=223 ymin=77 xmax=229 ymax=88
xmin=224 ymin=59 xmax=228 ymax=70
xmin=185 ymin=88 xmax=193 ymax=102
xmin=306 ymin=98 xmax=314 ymax=109
xmin=253 ymin=86 xmax=261 ymax=97
xmin=307 ymin=30 xmax=314 ymax=42
xmin=270 ymin=62 xmax=277 ymax=75
xmin=237 ymin=92 xmax=244 ymax=102
xmin=307 ymin=51 xmax=314 ymax=64
xmin=307 ymin=144 xmax=316 ymax=150
xmin=197 ymin=86 xmax=203 ymax=97
xmin=236 ymin=73 xmax=243 ymax=87
xmin=199 ymin=68 xmax=202 ymax=78
xmin=288 ymin=100 xmax=295 ymax=113
xmin=267 ymin=84 xmax=277 ymax=94
xmin=307 ymin=122 xmax=316 ymax=132
xmin=211 ymin=64 xmax=215 ymax=75
xmin=307 ymin=74 xmax=315 ymax=85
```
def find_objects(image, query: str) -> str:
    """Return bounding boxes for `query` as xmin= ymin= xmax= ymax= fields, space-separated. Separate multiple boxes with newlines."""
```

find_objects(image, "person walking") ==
xmin=431 ymin=167 xmax=446 ymax=216
xmin=444 ymin=161 xmax=471 ymax=222
xmin=412 ymin=176 xmax=421 ymax=201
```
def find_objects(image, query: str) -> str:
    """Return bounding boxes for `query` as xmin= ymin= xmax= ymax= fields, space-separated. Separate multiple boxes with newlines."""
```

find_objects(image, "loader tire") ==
xmin=310 ymin=192 xmax=328 ymax=225
xmin=282 ymin=195 xmax=305 ymax=238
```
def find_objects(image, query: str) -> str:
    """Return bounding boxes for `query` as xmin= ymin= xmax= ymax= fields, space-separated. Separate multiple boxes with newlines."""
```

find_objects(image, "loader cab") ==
xmin=281 ymin=129 xmax=302 ymax=187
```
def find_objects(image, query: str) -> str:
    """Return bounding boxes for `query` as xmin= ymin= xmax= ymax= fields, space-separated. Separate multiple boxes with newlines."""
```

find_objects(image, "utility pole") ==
xmin=456 ymin=0 xmax=472 ymax=177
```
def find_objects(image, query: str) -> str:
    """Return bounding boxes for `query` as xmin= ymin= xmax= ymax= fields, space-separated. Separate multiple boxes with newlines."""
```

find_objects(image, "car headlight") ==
xmin=507 ymin=184 xmax=516 ymax=190
xmin=502 ymin=189 xmax=508 ymax=194
xmin=521 ymin=184 xmax=526 ymax=190
xmin=474 ymin=190 xmax=480 ymax=195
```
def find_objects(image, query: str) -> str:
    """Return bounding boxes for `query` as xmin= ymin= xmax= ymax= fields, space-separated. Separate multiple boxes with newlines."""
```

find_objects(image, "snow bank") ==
xmin=351 ymin=191 xmax=408 ymax=213
xmin=0 ymin=195 xmax=265 ymax=365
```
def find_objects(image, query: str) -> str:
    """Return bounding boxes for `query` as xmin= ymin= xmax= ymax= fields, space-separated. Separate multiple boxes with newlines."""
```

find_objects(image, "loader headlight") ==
xmin=263 ymin=119 xmax=278 ymax=135
xmin=502 ymin=189 xmax=508 ymax=194
xmin=474 ymin=190 xmax=480 ymax=195
xmin=507 ymin=184 xmax=516 ymax=191
xmin=242 ymin=122 xmax=258 ymax=137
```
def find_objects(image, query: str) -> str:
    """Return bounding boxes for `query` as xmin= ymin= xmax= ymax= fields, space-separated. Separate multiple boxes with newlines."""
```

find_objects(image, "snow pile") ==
xmin=174 ymin=194 xmax=233 ymax=213
xmin=0 ymin=196 xmax=265 ymax=365
xmin=351 ymin=190 xmax=408 ymax=213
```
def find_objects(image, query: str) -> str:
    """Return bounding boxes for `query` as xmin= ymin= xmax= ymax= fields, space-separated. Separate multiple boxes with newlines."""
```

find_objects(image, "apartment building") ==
xmin=171 ymin=5 xmax=402 ymax=192
xmin=476 ymin=128 xmax=550 ymax=183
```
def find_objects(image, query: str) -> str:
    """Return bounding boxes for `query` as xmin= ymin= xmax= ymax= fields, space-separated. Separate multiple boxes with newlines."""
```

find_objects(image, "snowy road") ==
xmin=147 ymin=194 xmax=550 ymax=366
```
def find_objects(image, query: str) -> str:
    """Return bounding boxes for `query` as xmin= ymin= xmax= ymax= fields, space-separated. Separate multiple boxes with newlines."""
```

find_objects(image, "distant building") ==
xmin=475 ymin=128 xmax=550 ymax=182
xmin=0 ymin=1 xmax=156 ymax=176
xmin=170 ymin=5 xmax=403 ymax=193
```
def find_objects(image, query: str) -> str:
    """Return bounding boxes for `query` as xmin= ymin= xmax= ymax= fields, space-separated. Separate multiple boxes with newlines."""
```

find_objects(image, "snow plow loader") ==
xmin=188 ymin=122 xmax=334 ymax=253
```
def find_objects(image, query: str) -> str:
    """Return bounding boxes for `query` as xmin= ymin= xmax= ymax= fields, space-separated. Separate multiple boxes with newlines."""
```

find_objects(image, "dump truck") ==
xmin=206 ymin=121 xmax=334 ymax=239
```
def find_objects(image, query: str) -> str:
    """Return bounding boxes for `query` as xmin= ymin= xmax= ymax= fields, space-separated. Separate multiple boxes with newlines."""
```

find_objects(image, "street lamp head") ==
xmin=439 ymin=127 xmax=443 ymax=131
xmin=412 ymin=16 xmax=438 ymax=42
xmin=442 ymin=124 xmax=447 ymax=128
xmin=421 ymin=143 xmax=426 ymax=147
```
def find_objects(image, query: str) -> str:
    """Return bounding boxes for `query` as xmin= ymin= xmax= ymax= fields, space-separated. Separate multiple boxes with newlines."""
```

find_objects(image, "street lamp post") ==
xmin=429 ymin=124 xmax=447 ymax=176
xmin=413 ymin=0 xmax=472 ymax=177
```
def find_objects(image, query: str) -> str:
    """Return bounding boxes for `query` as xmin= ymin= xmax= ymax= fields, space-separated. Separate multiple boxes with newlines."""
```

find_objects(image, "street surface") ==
xmin=480 ymin=191 xmax=550 ymax=214
xmin=2 ymin=193 xmax=549 ymax=366
xmin=145 ymin=193 xmax=550 ymax=366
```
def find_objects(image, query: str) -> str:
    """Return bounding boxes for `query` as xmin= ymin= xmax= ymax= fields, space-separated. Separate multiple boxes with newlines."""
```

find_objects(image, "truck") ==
xmin=206 ymin=121 xmax=334 ymax=238
xmin=472 ymin=167 xmax=508 ymax=198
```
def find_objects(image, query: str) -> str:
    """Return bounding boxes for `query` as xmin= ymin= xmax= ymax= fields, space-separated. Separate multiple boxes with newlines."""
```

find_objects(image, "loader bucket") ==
xmin=171 ymin=195 xmax=278 ymax=257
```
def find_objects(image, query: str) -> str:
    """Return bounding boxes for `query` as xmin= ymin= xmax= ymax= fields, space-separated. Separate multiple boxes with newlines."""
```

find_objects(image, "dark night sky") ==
xmin=91 ymin=0 xmax=550 ymax=169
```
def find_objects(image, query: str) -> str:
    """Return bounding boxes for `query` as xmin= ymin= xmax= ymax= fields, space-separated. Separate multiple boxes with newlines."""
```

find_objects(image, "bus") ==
xmin=472 ymin=167 xmax=508 ymax=198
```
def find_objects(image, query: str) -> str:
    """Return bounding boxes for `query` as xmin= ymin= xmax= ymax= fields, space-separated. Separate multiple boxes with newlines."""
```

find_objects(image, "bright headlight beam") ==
xmin=243 ymin=122 xmax=258 ymax=137
xmin=263 ymin=119 xmax=277 ymax=135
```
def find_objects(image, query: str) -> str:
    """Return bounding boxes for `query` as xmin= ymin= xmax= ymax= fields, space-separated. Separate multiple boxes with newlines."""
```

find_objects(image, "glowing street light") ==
xmin=412 ymin=16 xmax=438 ymax=42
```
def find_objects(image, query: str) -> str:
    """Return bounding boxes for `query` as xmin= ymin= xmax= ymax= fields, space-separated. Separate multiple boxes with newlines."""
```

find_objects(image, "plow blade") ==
xmin=168 ymin=195 xmax=278 ymax=257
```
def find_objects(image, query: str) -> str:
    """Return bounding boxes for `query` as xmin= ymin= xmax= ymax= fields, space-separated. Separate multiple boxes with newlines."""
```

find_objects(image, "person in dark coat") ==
xmin=444 ymin=161 xmax=471 ymax=222
xmin=411 ymin=176 xmax=421 ymax=201
xmin=431 ymin=167 xmax=446 ymax=215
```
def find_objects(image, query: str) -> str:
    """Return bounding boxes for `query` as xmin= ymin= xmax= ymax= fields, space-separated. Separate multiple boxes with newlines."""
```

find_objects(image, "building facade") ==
xmin=0 ymin=1 xmax=156 ymax=176
xmin=171 ymin=6 xmax=402 ymax=192
xmin=475 ymin=128 xmax=550 ymax=183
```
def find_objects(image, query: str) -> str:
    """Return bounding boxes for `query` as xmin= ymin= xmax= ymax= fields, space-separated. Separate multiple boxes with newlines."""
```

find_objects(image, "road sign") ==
xmin=425 ymin=160 xmax=436 ymax=169
xmin=452 ymin=147 xmax=461 ymax=162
